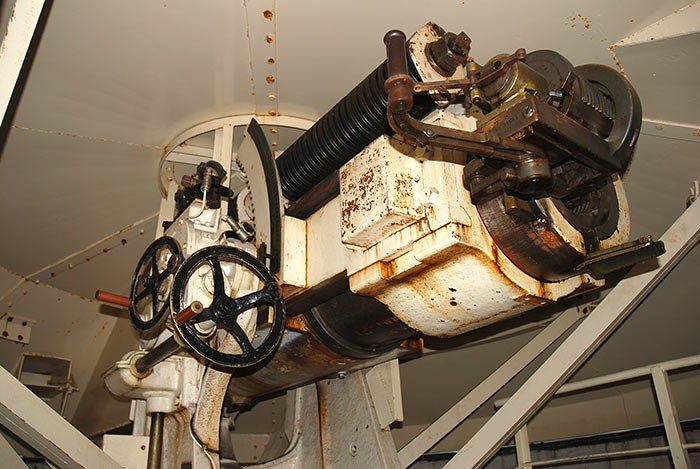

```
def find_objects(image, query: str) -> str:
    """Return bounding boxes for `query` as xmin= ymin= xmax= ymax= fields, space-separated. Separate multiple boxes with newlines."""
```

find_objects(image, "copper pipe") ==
xmin=175 ymin=301 xmax=204 ymax=325
xmin=95 ymin=290 xmax=131 ymax=307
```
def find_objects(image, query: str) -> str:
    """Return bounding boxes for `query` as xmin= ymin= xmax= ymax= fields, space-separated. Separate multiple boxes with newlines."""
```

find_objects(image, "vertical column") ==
xmin=514 ymin=424 xmax=532 ymax=468
xmin=651 ymin=366 xmax=690 ymax=468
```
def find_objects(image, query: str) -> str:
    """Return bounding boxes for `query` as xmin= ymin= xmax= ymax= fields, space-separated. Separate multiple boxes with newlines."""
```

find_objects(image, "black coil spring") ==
xmin=276 ymin=60 xmax=432 ymax=201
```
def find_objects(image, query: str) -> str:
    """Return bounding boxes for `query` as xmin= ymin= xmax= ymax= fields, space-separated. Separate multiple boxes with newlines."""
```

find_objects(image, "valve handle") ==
xmin=129 ymin=236 xmax=182 ymax=332
xmin=170 ymin=245 xmax=285 ymax=369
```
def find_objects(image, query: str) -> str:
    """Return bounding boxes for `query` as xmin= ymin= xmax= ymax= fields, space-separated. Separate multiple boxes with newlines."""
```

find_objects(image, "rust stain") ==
xmin=262 ymin=9 xmax=273 ymax=20
xmin=268 ymin=110 xmax=279 ymax=116
xmin=693 ymin=130 xmax=700 ymax=137
xmin=11 ymin=125 xmax=161 ymax=149
xmin=400 ymin=337 xmax=424 ymax=350
xmin=267 ymin=57 xmax=275 ymax=64
xmin=266 ymin=75 xmax=275 ymax=84
xmin=285 ymin=314 xmax=309 ymax=332
xmin=265 ymin=35 xmax=274 ymax=43
xmin=607 ymin=46 xmax=626 ymax=75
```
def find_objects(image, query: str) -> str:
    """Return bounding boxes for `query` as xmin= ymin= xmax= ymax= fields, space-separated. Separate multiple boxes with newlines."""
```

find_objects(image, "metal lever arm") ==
xmin=382 ymin=29 xmax=544 ymax=161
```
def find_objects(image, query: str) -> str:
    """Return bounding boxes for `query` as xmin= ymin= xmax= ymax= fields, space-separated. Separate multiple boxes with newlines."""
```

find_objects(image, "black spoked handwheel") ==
xmin=129 ymin=236 xmax=182 ymax=331
xmin=170 ymin=245 xmax=286 ymax=369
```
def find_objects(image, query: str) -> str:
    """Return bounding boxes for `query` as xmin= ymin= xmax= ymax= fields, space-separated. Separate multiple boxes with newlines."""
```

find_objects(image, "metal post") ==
xmin=135 ymin=336 xmax=182 ymax=374
xmin=0 ymin=0 xmax=45 ymax=123
xmin=444 ymin=199 xmax=700 ymax=469
xmin=514 ymin=424 xmax=531 ymax=468
xmin=398 ymin=307 xmax=582 ymax=468
xmin=651 ymin=366 xmax=690 ymax=468
xmin=147 ymin=412 xmax=165 ymax=469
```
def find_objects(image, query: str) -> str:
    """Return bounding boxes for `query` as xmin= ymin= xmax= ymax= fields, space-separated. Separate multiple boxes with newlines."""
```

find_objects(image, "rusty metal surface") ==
xmin=340 ymin=135 xmax=423 ymax=248
xmin=304 ymin=289 xmax=416 ymax=359
xmin=477 ymin=195 xmax=585 ymax=282
xmin=226 ymin=318 xmax=420 ymax=404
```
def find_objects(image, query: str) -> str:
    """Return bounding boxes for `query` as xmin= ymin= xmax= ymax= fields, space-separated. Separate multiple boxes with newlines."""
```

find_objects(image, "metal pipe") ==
xmin=134 ymin=336 xmax=182 ymax=374
xmin=174 ymin=301 xmax=203 ymax=325
xmin=147 ymin=412 xmax=164 ymax=469
xmin=95 ymin=289 xmax=131 ymax=307
xmin=493 ymin=353 xmax=700 ymax=409
xmin=526 ymin=443 xmax=700 ymax=467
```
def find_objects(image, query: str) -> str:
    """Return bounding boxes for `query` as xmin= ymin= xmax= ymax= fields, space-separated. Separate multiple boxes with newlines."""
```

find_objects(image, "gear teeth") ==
xmin=580 ymin=89 xmax=614 ymax=121
xmin=235 ymin=156 xmax=256 ymax=232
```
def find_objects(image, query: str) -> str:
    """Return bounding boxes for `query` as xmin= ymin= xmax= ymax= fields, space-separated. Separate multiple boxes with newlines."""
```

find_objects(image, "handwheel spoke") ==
xmin=150 ymin=291 xmax=160 ymax=316
xmin=135 ymin=288 xmax=150 ymax=302
xmin=233 ymin=283 xmax=278 ymax=314
xmin=208 ymin=257 xmax=225 ymax=297
xmin=158 ymin=269 xmax=170 ymax=282
xmin=221 ymin=318 xmax=254 ymax=354
xmin=191 ymin=307 xmax=213 ymax=323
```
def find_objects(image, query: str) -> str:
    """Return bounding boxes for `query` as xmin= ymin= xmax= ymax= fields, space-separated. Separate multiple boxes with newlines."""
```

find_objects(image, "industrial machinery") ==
xmin=94 ymin=22 xmax=662 ymax=468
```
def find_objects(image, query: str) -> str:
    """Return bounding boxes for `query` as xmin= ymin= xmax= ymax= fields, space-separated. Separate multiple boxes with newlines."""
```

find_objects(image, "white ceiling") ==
xmin=0 ymin=0 xmax=698 ymax=446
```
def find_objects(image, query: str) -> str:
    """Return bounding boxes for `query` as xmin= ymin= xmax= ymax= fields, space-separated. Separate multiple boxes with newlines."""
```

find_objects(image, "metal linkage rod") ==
xmin=134 ymin=336 xmax=182 ymax=375
xmin=147 ymin=412 xmax=165 ymax=469
xmin=444 ymin=199 xmax=700 ymax=469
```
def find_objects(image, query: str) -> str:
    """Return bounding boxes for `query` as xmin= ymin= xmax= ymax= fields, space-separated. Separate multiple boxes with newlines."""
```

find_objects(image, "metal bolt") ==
xmin=337 ymin=371 xmax=346 ymax=379
xmin=424 ymin=128 xmax=436 ymax=138
xmin=548 ymin=90 xmax=564 ymax=99
xmin=523 ymin=106 xmax=535 ymax=119
xmin=350 ymin=443 xmax=358 ymax=457
xmin=448 ymin=32 xmax=471 ymax=56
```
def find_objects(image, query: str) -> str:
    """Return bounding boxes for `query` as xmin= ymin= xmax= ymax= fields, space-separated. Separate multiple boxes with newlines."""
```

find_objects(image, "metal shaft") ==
xmin=134 ymin=336 xmax=182 ymax=374
xmin=147 ymin=412 xmax=164 ymax=469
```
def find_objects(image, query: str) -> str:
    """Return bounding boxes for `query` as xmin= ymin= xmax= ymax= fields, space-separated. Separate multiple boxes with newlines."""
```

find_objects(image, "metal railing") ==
xmin=494 ymin=354 xmax=700 ymax=468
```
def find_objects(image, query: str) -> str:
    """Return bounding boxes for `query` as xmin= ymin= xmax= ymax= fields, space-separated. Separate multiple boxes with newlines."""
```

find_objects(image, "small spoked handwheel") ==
xmin=129 ymin=236 xmax=182 ymax=331
xmin=170 ymin=245 xmax=286 ymax=369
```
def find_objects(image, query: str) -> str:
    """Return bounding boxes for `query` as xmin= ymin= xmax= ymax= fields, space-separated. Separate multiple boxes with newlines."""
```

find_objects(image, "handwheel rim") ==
xmin=170 ymin=245 xmax=286 ymax=369
xmin=129 ymin=236 xmax=182 ymax=332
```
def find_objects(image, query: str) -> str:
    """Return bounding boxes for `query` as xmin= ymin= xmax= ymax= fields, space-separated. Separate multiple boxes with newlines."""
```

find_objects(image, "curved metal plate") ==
xmin=236 ymin=118 xmax=282 ymax=273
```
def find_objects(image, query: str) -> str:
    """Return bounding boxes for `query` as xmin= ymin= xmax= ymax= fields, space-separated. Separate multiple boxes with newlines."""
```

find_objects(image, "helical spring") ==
xmin=276 ymin=60 xmax=432 ymax=202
